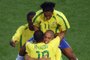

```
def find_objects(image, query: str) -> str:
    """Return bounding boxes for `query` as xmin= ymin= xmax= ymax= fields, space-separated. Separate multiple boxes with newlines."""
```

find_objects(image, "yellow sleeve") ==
xmin=26 ymin=42 xmax=33 ymax=56
xmin=33 ymin=17 xmax=40 ymax=27
xmin=55 ymin=48 xmax=62 ymax=60
xmin=12 ymin=24 xmax=28 ymax=42
xmin=55 ymin=10 xmax=70 ymax=31
xmin=32 ymin=10 xmax=43 ymax=27
xmin=49 ymin=36 xmax=61 ymax=47
xmin=26 ymin=42 xmax=31 ymax=55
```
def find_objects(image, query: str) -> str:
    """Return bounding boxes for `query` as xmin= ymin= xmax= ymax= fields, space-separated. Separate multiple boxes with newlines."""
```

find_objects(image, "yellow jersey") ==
xmin=26 ymin=36 xmax=62 ymax=60
xmin=33 ymin=10 xmax=70 ymax=33
xmin=12 ymin=24 xmax=34 ymax=49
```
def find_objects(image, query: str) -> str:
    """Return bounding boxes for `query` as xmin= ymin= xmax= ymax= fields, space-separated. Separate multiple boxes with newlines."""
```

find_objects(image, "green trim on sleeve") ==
xmin=48 ymin=24 xmax=50 ymax=29
xmin=57 ymin=14 xmax=67 ymax=29
xmin=55 ymin=25 xmax=60 ymax=33
xmin=45 ymin=24 xmax=46 ymax=29
xmin=24 ymin=26 xmax=28 ymax=30
xmin=20 ymin=35 xmax=22 ymax=48
xmin=53 ymin=16 xmax=56 ymax=20
xmin=33 ymin=12 xmax=43 ymax=23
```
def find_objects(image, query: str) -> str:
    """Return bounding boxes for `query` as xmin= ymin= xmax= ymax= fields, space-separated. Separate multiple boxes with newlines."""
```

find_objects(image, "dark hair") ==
xmin=40 ymin=2 xmax=55 ymax=12
xmin=34 ymin=30 xmax=44 ymax=43
xmin=27 ymin=11 xmax=36 ymax=20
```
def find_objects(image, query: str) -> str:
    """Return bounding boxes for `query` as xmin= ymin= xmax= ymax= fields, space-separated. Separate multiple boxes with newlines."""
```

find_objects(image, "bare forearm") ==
xmin=56 ymin=31 xmax=66 ymax=40
xmin=33 ymin=25 xmax=39 ymax=31
xmin=19 ymin=44 xmax=26 ymax=56
xmin=60 ymin=31 xmax=66 ymax=39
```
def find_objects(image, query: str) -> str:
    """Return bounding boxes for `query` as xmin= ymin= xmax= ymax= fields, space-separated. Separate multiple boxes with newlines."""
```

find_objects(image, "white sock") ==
xmin=16 ymin=54 xmax=24 ymax=60
xmin=76 ymin=58 xmax=78 ymax=60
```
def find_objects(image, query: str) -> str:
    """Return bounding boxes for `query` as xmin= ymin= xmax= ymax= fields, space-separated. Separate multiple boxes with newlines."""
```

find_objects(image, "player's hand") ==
xmin=54 ymin=33 xmax=59 ymax=37
xmin=10 ymin=41 xmax=16 ymax=47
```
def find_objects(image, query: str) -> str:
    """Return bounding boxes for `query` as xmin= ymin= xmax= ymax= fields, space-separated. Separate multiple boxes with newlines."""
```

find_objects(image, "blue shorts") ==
xmin=59 ymin=38 xmax=70 ymax=49
xmin=28 ymin=37 xmax=34 ymax=42
xmin=28 ymin=37 xmax=34 ymax=41
xmin=28 ymin=37 xmax=70 ymax=49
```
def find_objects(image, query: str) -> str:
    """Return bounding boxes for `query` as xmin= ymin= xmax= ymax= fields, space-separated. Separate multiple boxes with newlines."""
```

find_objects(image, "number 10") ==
xmin=36 ymin=50 xmax=49 ymax=59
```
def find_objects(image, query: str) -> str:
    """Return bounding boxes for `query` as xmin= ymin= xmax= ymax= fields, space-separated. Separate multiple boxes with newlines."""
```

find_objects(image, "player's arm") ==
xmin=33 ymin=15 xmax=40 ymax=31
xmin=10 ymin=25 xmax=27 ymax=47
xmin=25 ymin=54 xmax=31 ymax=60
xmin=19 ymin=44 xmax=26 ymax=56
xmin=56 ymin=12 xmax=70 ymax=40
xmin=33 ymin=17 xmax=40 ymax=31
xmin=16 ymin=43 xmax=29 ymax=60
xmin=55 ymin=48 xmax=62 ymax=60
xmin=16 ymin=42 xmax=30 ymax=60
xmin=32 ymin=10 xmax=43 ymax=31
xmin=49 ymin=35 xmax=63 ymax=48
xmin=15 ymin=44 xmax=26 ymax=60
xmin=33 ymin=25 xmax=39 ymax=31
xmin=55 ymin=30 xmax=66 ymax=40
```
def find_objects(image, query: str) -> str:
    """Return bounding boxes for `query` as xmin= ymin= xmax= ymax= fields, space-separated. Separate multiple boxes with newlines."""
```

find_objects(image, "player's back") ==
xmin=26 ymin=42 xmax=56 ymax=60
xmin=26 ymin=36 xmax=61 ymax=60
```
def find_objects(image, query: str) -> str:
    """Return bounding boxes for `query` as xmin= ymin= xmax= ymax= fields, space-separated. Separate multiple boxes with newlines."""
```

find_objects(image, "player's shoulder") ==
xmin=54 ymin=10 xmax=68 ymax=22
xmin=19 ymin=24 xmax=27 ymax=27
xmin=53 ymin=36 xmax=60 ymax=41
xmin=33 ymin=10 xmax=43 ymax=22
xmin=18 ymin=24 xmax=28 ymax=30
xmin=49 ymin=36 xmax=60 ymax=44
xmin=54 ymin=10 xmax=66 ymax=17
xmin=54 ymin=10 xmax=64 ymax=15
xmin=36 ymin=10 xmax=43 ymax=14
xmin=26 ymin=41 xmax=33 ymax=47
xmin=35 ymin=10 xmax=43 ymax=17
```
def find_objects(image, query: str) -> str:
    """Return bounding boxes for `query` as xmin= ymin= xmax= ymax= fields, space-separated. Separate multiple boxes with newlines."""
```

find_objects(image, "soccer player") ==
xmin=10 ymin=11 xmax=35 ymax=48
xmin=10 ymin=11 xmax=61 ymax=60
xmin=17 ymin=30 xmax=62 ymax=60
xmin=25 ymin=30 xmax=63 ymax=60
xmin=10 ymin=11 xmax=36 ymax=60
xmin=43 ymin=30 xmax=62 ymax=60
xmin=33 ymin=2 xmax=77 ymax=60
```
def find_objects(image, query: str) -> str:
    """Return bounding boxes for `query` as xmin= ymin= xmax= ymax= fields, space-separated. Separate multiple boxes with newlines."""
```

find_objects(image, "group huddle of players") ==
xmin=10 ymin=1 xmax=78 ymax=60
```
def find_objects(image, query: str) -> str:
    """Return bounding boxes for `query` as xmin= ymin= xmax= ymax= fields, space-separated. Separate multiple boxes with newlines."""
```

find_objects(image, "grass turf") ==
xmin=0 ymin=0 xmax=90 ymax=60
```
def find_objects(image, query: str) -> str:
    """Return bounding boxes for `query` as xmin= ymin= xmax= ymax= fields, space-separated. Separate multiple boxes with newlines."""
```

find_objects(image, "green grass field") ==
xmin=0 ymin=0 xmax=90 ymax=60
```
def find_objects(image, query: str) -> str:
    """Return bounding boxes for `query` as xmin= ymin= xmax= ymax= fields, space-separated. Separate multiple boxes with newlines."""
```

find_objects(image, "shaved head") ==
xmin=44 ymin=30 xmax=54 ymax=43
xmin=45 ymin=30 xmax=54 ymax=38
